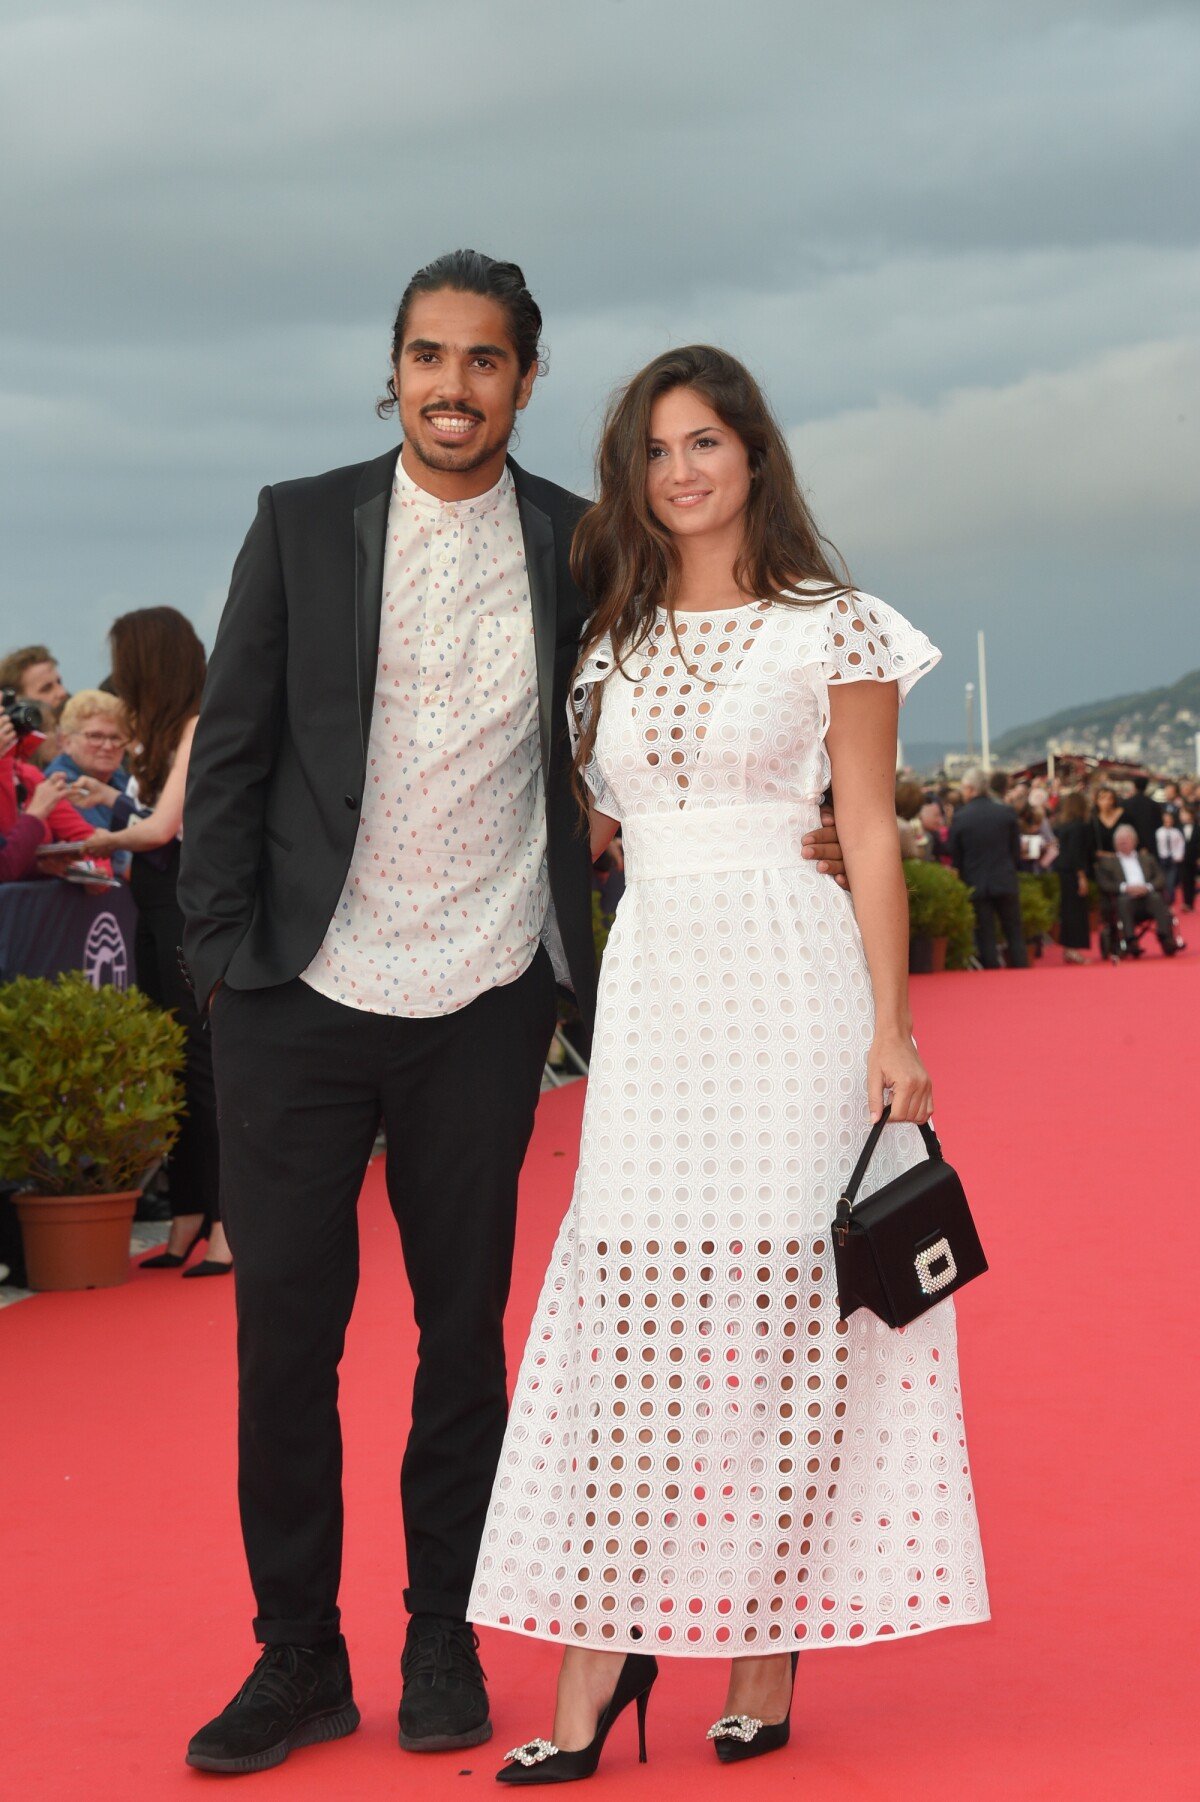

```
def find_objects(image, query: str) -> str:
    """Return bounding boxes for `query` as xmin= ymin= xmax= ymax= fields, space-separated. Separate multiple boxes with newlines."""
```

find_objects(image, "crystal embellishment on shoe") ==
xmin=707 ymin=1715 xmax=764 ymax=1743
xmin=505 ymin=1738 xmax=561 ymax=1766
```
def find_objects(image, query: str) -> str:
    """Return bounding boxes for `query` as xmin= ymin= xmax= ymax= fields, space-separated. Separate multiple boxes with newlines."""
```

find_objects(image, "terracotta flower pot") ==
xmin=14 ymin=1189 xmax=139 ymax=1291
xmin=931 ymin=935 xmax=948 ymax=973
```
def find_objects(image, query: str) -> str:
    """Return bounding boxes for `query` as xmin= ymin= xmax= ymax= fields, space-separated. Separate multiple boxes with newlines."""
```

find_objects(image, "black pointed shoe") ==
xmin=497 ymin=1652 xmax=658 ymax=1785
xmin=706 ymin=1650 xmax=798 ymax=1764
xmin=185 ymin=1637 xmax=360 ymax=1773
xmin=399 ymin=1615 xmax=492 ymax=1752
xmin=140 ymin=1226 xmax=205 ymax=1269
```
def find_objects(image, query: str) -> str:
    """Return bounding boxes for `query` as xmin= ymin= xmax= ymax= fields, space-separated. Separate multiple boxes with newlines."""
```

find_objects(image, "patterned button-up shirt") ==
xmin=301 ymin=456 xmax=547 ymax=1016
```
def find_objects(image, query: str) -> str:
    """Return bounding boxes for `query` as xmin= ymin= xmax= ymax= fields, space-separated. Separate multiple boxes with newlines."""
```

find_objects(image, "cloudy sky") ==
xmin=2 ymin=0 xmax=1197 ymax=748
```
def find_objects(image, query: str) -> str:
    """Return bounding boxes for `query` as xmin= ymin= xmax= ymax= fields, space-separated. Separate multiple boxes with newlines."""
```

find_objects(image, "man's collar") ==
xmin=393 ymin=446 xmax=512 ymax=517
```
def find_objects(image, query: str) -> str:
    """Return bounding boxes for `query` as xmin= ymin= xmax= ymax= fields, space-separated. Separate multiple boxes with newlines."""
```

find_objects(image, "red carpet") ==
xmin=4 ymin=950 xmax=1197 ymax=1800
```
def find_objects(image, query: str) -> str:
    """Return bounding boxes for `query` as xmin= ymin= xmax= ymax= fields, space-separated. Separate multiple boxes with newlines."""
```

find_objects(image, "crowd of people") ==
xmin=0 ymin=623 xmax=1191 ymax=1289
xmin=896 ymin=764 xmax=1192 ymax=965
xmin=1 ymin=621 xmax=229 ymax=1275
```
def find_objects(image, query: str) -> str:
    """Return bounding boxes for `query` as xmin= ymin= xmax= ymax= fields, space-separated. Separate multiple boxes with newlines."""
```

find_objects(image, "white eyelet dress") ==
xmin=469 ymin=589 xmax=989 ymax=1656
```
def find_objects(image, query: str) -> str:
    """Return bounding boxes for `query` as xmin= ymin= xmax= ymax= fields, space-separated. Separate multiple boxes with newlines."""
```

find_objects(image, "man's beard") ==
xmin=403 ymin=410 xmax=515 ymax=477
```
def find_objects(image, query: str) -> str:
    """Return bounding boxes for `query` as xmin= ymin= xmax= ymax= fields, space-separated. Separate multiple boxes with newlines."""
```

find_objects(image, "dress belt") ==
xmin=621 ymin=800 xmax=823 ymax=882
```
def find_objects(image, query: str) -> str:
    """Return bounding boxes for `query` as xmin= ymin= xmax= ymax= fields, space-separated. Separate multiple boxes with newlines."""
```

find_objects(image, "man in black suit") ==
xmin=948 ymin=767 xmax=1028 ymax=968
xmin=1182 ymin=805 xmax=1199 ymax=910
xmin=178 ymin=250 xmax=845 ymax=1776
xmin=1120 ymin=774 xmax=1163 ymax=852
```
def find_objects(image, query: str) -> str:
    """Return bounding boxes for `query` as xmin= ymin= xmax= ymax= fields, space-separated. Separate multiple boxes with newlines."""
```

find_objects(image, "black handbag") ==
xmin=832 ymin=1105 xmax=987 ymax=1327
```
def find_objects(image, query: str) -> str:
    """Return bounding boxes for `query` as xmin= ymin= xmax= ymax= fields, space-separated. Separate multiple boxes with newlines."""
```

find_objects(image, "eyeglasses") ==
xmin=75 ymin=731 xmax=128 ymax=749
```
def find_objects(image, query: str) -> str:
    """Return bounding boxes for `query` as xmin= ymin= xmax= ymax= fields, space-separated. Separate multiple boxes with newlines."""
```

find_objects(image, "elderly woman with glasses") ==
xmin=44 ymin=689 xmax=134 ymax=875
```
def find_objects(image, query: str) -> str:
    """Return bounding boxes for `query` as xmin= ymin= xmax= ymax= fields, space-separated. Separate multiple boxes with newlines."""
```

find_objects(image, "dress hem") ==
xmin=468 ymin=1606 xmax=991 ymax=1659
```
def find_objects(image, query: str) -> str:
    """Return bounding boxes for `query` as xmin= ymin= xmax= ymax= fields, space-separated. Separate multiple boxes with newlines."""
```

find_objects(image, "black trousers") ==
xmin=210 ymin=948 xmax=558 ymax=1644
xmin=971 ymin=889 xmax=1029 ymax=969
xmin=130 ymin=847 xmax=221 ymax=1222
xmin=1116 ymin=891 xmax=1174 ymax=949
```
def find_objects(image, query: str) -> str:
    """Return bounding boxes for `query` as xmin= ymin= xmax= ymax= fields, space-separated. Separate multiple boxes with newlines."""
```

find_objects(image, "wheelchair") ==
xmin=1097 ymin=890 xmax=1185 ymax=962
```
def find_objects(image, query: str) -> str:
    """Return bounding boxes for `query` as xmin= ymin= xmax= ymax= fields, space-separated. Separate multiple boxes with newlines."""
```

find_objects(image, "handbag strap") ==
xmin=839 ymin=1104 xmax=943 ymax=1210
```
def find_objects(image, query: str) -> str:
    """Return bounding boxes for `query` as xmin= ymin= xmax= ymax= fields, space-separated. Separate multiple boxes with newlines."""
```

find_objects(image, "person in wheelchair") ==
xmin=1095 ymin=824 xmax=1178 ymax=958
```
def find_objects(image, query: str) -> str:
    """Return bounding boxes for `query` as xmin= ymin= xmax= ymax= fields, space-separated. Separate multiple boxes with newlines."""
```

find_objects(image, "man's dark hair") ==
xmin=377 ymin=250 xmax=546 ymax=417
xmin=1132 ymin=774 xmax=1149 ymax=792
xmin=987 ymin=768 xmax=1009 ymax=798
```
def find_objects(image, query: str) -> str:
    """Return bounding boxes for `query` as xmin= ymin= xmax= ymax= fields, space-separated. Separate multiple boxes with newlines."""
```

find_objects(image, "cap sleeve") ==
xmin=808 ymin=589 xmax=940 ymax=704
xmin=568 ymin=637 xmax=620 ymax=819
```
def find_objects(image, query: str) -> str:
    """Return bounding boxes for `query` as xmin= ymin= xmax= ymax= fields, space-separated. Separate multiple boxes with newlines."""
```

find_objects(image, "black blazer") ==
xmin=1120 ymin=792 xmax=1163 ymax=854
xmin=1184 ymin=823 xmax=1200 ymax=876
xmin=1094 ymin=848 xmax=1165 ymax=897
xmin=178 ymin=447 xmax=598 ymax=1033
xmin=947 ymin=794 xmax=1021 ymax=897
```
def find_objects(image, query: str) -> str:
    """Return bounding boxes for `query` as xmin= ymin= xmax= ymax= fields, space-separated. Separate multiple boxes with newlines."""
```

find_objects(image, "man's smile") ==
xmin=424 ymin=411 xmax=483 ymax=440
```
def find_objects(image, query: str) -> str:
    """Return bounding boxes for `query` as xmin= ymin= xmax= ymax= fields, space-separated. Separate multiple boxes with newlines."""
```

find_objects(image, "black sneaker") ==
xmin=398 ymin=1615 xmax=491 ymax=1752
xmin=186 ymin=1637 xmax=360 ymax=1773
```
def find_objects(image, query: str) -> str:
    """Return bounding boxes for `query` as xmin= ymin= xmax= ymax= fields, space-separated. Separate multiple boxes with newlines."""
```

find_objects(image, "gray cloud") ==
xmin=2 ymin=0 xmax=1197 ymax=747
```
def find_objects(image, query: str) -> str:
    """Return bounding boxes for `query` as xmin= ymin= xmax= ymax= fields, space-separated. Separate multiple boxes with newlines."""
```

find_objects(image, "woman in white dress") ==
xmin=470 ymin=347 xmax=988 ymax=1782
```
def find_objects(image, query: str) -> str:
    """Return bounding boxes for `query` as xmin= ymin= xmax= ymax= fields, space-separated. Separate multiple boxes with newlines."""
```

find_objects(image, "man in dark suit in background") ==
xmin=1120 ymin=774 xmax=1163 ymax=852
xmin=178 ymin=250 xmax=848 ymax=1777
xmin=1181 ymin=804 xmax=1199 ymax=910
xmin=948 ymin=767 xmax=1028 ymax=968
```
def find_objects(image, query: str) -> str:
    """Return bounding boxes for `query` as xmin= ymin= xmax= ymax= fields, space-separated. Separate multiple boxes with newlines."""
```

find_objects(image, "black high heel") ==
xmin=140 ymin=1225 xmax=206 ymax=1269
xmin=497 ymin=1652 xmax=657 ymax=1785
xmin=707 ymin=1650 xmax=799 ymax=1764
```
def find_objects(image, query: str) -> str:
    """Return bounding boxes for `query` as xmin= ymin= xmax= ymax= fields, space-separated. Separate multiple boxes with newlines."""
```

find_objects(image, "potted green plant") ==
xmin=903 ymin=859 xmax=975 ymax=973
xmin=0 ymin=972 xmax=185 ymax=1291
xmin=1011 ymin=872 xmax=1058 ymax=958
xmin=1033 ymin=870 xmax=1061 ymax=941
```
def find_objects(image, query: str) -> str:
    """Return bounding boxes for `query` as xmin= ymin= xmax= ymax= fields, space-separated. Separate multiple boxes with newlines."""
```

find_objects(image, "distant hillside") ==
xmin=993 ymin=668 xmax=1200 ymax=768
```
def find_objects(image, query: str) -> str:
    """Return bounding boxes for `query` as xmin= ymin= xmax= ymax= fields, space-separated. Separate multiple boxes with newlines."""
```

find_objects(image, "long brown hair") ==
xmin=569 ymin=345 xmax=848 ymax=803
xmin=109 ymin=607 xmax=206 ymax=803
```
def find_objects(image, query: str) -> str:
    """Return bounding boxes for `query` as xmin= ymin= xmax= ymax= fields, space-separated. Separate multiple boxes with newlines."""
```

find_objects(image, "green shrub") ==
xmin=902 ymin=859 xmax=976 ymax=970
xmin=0 ymin=972 xmax=186 ymax=1195
xmin=1017 ymin=871 xmax=1058 ymax=943
xmin=1023 ymin=872 xmax=1052 ymax=929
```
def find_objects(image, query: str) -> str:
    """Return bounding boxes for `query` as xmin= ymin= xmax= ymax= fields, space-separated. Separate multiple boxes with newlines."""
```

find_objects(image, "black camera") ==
xmin=1 ymin=687 xmax=47 ymax=740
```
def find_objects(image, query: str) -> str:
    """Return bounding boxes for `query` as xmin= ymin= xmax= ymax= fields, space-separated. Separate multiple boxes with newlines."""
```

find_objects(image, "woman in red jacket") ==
xmin=0 ymin=714 xmax=110 ymax=883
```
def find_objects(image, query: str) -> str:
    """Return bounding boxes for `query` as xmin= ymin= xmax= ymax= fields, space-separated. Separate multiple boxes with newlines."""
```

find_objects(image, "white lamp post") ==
xmin=977 ymin=630 xmax=991 ymax=773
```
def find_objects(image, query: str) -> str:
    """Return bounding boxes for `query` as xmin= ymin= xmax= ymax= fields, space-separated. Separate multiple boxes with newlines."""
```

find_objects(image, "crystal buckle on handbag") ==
xmin=706 ymin=1714 xmax=764 ymax=1743
xmin=505 ymin=1738 xmax=560 ymax=1766
xmin=914 ymin=1236 xmax=957 ymax=1295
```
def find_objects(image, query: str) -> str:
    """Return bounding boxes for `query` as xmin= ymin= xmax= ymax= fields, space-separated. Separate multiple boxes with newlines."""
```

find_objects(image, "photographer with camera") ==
xmin=0 ymin=645 xmax=68 ymax=718
xmin=0 ymin=646 xmax=70 ymax=769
